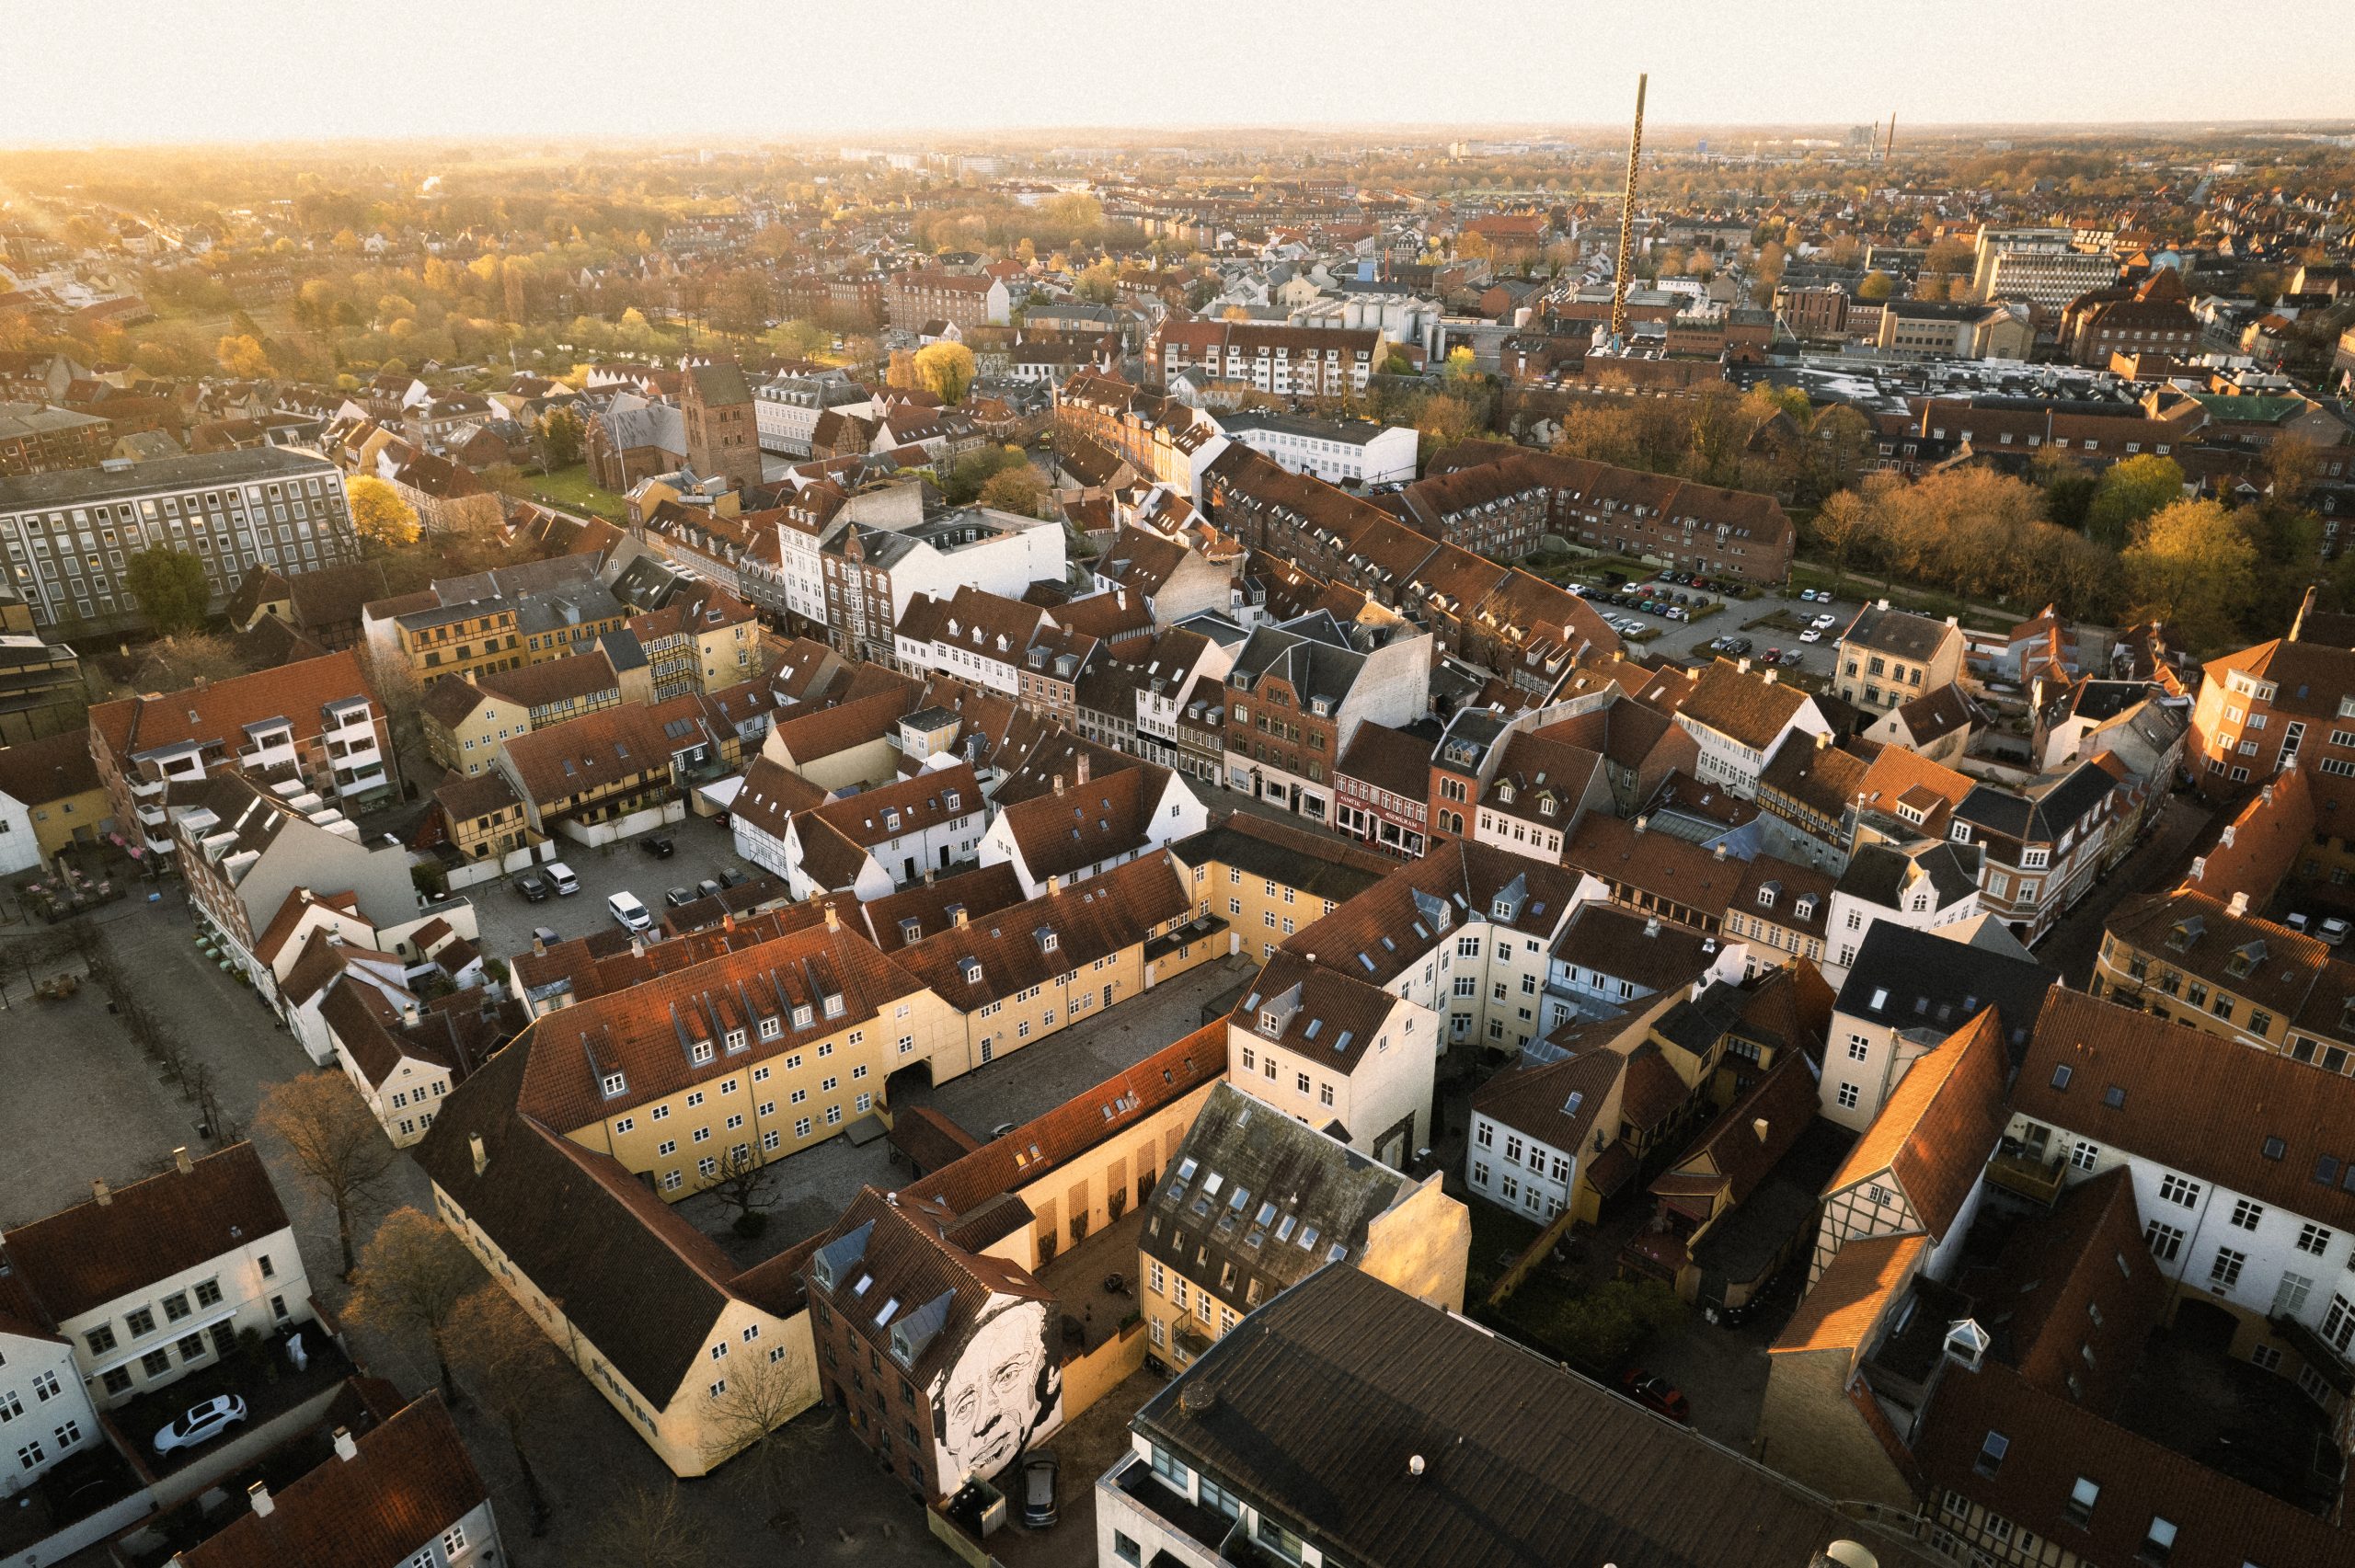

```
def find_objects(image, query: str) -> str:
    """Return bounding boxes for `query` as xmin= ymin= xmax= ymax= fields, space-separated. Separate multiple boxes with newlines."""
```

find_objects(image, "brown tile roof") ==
xmin=915 ymin=1022 xmax=1225 ymax=1216
xmin=1771 ymin=1233 xmax=1923 ymax=1354
xmin=0 ymin=725 xmax=100 ymax=806
xmin=89 ymin=648 xmax=376 ymax=766
xmin=729 ymin=753 xmax=833 ymax=843
xmin=1283 ymin=838 xmax=1585 ymax=989
xmin=178 ymin=1392 xmax=488 ymax=1568
xmin=855 ymin=862 xmax=1029 ymax=953
xmin=432 ymin=767 xmax=523 ymax=828
xmin=805 ymin=761 xmax=979 ymax=850
xmin=768 ymin=687 xmax=919 ymax=768
xmin=1474 ymin=1047 xmax=1625 ymax=1154
xmin=1335 ymin=720 xmax=1437 ymax=803
xmin=1674 ymin=659 xmax=1812 ymax=750
xmin=2014 ymin=987 xmax=2355 ymax=1230
xmin=893 ymin=852 xmax=1189 ymax=1005
xmin=1830 ymin=1008 xmax=2008 ymax=1241
xmin=2 ymin=1142 xmax=291 ymax=1321
xmin=997 ymin=764 xmax=1166 ymax=883
xmin=499 ymin=692 xmax=713 ymax=807
xmin=1563 ymin=815 xmax=1747 ymax=924
xmin=478 ymin=647 xmax=619 ymax=711
xmin=1914 ymin=1359 xmax=2354 ymax=1568
xmin=412 ymin=1045 xmax=741 ymax=1400
xmin=803 ymin=1186 xmax=1052 ymax=1388
xmin=1235 ymin=948 xmax=1403 ymax=1074
xmin=511 ymin=920 xmax=924 ymax=1132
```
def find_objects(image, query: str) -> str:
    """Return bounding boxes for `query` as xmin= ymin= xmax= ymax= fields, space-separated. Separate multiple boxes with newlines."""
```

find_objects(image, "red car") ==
xmin=1618 ymin=1368 xmax=1692 ymax=1424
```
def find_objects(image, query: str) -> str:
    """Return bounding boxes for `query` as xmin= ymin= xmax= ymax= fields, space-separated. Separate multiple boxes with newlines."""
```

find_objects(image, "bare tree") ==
xmin=584 ymin=1481 xmax=714 ymax=1568
xmin=448 ymin=1284 xmax=567 ymax=1535
xmin=344 ymin=1206 xmax=481 ymax=1405
xmin=707 ymin=1143 xmax=777 ymax=1237
xmin=699 ymin=1339 xmax=830 ymax=1528
xmin=253 ymin=1072 xmax=397 ymax=1278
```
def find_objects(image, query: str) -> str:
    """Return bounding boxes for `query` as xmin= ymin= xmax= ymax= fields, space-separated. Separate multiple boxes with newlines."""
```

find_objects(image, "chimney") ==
xmin=401 ymin=1002 xmax=421 ymax=1027
xmin=1946 ymin=614 xmax=1959 ymax=627
xmin=91 ymin=1177 xmax=111 ymax=1207
xmin=2229 ymin=890 xmax=2250 ymax=917
xmin=173 ymin=1146 xmax=193 ymax=1175
xmin=1048 ymin=875 xmax=1063 ymax=897
xmin=1076 ymin=751 xmax=1090 ymax=785
xmin=629 ymin=933 xmax=646 ymax=958
xmin=721 ymin=910 xmax=736 ymax=933
xmin=1644 ymin=916 xmax=1662 ymax=938
xmin=469 ymin=1133 xmax=488 ymax=1177
xmin=953 ymin=906 xmax=970 ymax=929
xmin=531 ymin=933 xmax=546 ymax=956
xmin=247 ymin=1481 xmax=273 ymax=1517
xmin=824 ymin=901 xmax=841 ymax=932
xmin=1764 ymin=670 xmax=1778 ymax=684
xmin=1633 ymin=815 xmax=1649 ymax=834
xmin=1736 ymin=657 xmax=1751 ymax=674
xmin=1814 ymin=729 xmax=1830 ymax=750
xmin=332 ymin=1425 xmax=358 ymax=1462
xmin=1712 ymin=841 xmax=1728 ymax=860
xmin=1052 ymin=773 xmax=1065 ymax=796
xmin=1752 ymin=1116 xmax=1771 ymax=1142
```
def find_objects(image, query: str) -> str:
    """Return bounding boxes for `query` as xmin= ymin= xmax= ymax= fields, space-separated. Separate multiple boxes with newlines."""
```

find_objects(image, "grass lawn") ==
xmin=524 ymin=464 xmax=628 ymax=521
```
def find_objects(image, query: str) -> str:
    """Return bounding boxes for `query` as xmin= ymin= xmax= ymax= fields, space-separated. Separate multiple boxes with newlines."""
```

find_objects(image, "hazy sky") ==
xmin=8 ymin=0 xmax=2351 ymax=146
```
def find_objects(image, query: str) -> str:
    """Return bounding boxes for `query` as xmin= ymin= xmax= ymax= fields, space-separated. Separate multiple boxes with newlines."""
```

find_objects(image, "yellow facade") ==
xmin=424 ymin=690 xmax=529 ymax=776
xmin=431 ymin=1180 xmax=820 ymax=1477
xmin=569 ymin=986 xmax=961 ymax=1198
xmin=1185 ymin=858 xmax=1340 ymax=963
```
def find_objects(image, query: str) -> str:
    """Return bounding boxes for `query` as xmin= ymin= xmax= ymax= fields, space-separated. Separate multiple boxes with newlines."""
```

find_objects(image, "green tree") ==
xmin=912 ymin=341 xmax=977 ymax=404
xmin=2085 ymin=453 xmax=2185 ymax=549
xmin=2120 ymin=498 xmax=2259 ymax=650
xmin=124 ymin=548 xmax=212 ymax=635
xmin=943 ymin=444 xmax=1029 ymax=505
xmin=535 ymin=406 xmax=585 ymax=471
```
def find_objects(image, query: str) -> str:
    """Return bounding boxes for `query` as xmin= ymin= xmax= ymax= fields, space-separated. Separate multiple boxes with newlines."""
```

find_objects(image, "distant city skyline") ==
xmin=6 ymin=0 xmax=2353 ymax=148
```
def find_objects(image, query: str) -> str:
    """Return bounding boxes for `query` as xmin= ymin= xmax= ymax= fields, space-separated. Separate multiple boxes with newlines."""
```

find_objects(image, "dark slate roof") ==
xmin=1832 ymin=923 xmax=2057 ymax=1064
xmin=1833 ymin=840 xmax=1983 ymax=913
xmin=1956 ymin=758 xmax=2116 ymax=843
xmin=1142 ymin=1083 xmax=1416 ymax=1307
xmin=0 ymin=444 xmax=332 ymax=509
xmin=1132 ymin=1265 xmax=1930 ymax=1568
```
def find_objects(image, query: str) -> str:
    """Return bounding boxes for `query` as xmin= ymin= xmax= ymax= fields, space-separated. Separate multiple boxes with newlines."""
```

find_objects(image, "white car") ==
xmin=1799 ymin=628 xmax=1822 ymax=643
xmin=608 ymin=890 xmax=652 ymax=933
xmin=154 ymin=1394 xmax=247 ymax=1455
xmin=1810 ymin=612 xmax=1838 ymax=629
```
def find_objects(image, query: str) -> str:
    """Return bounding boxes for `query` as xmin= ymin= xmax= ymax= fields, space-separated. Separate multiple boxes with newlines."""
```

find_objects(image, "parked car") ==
xmin=718 ymin=868 xmax=752 ymax=889
xmin=1617 ymin=1370 xmax=1691 ymax=1424
xmin=545 ymin=862 xmax=580 ymax=896
xmin=513 ymin=873 xmax=550 ymax=903
xmin=663 ymin=887 xmax=695 ymax=908
xmin=1021 ymin=1451 xmax=1062 ymax=1528
xmin=2323 ymin=917 xmax=2351 ymax=947
xmin=1799 ymin=628 xmax=1822 ymax=643
xmin=697 ymin=878 xmax=723 ymax=900
xmin=1810 ymin=613 xmax=1838 ymax=629
xmin=154 ymin=1394 xmax=247 ymax=1455
xmin=608 ymin=891 xmax=652 ymax=932
xmin=1779 ymin=649 xmax=1805 ymax=668
xmin=531 ymin=926 xmax=559 ymax=948
xmin=1764 ymin=647 xmax=1782 ymax=662
xmin=638 ymin=835 xmax=675 ymax=859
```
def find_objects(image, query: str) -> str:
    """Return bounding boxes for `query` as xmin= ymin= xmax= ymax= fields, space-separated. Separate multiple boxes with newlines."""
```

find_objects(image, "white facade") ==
xmin=978 ymin=771 xmax=1209 ymax=899
xmin=1822 ymin=876 xmax=1981 ymax=983
xmin=1677 ymin=691 xmax=1832 ymax=800
xmin=1219 ymin=418 xmax=1418 ymax=487
xmin=1228 ymin=991 xmax=1432 ymax=1167
xmin=65 ymin=1221 xmax=313 ymax=1413
xmin=0 ymin=785 xmax=38 ymax=876
xmin=2005 ymin=1104 xmax=2355 ymax=1360
xmin=1466 ymin=1110 xmax=1579 ymax=1223
xmin=0 ymin=1324 xmax=100 ymax=1494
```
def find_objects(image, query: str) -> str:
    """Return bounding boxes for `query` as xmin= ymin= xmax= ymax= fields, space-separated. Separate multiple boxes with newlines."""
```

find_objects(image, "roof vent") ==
xmin=1407 ymin=1453 xmax=1426 ymax=1478
xmin=1178 ymin=1381 xmax=1217 ymax=1417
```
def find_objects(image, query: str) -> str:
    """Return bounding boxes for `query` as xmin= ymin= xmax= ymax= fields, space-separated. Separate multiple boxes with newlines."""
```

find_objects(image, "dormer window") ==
xmin=1497 ymin=784 xmax=1515 ymax=805
xmin=960 ymin=958 xmax=982 ymax=984
xmin=1756 ymin=884 xmax=1778 ymax=910
xmin=758 ymin=1016 xmax=782 ymax=1041
xmin=1949 ymin=822 xmax=1971 ymax=843
xmin=1794 ymin=896 xmax=1816 ymax=920
xmin=1260 ymin=1009 xmax=1282 ymax=1036
xmin=600 ymin=1071 xmax=626 ymax=1097
xmin=1492 ymin=898 xmax=1513 ymax=920
xmin=691 ymin=1041 xmax=715 ymax=1066
xmin=724 ymin=1028 xmax=747 ymax=1053
xmin=822 ymin=993 xmax=845 ymax=1019
xmin=792 ymin=1003 xmax=813 ymax=1029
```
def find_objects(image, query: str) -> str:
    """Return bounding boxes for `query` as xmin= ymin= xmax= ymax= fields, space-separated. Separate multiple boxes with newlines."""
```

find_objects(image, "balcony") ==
xmin=1986 ymin=1146 xmax=2066 ymax=1206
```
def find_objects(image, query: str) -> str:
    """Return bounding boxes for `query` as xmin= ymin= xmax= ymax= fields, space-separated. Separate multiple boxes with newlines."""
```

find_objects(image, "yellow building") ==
xmin=1166 ymin=813 xmax=1397 ymax=962
xmin=419 ymin=648 xmax=630 ymax=777
xmin=1138 ymin=1082 xmax=1470 ymax=1374
xmin=0 ymin=726 xmax=111 ymax=864
xmin=887 ymin=851 xmax=1220 ymax=1085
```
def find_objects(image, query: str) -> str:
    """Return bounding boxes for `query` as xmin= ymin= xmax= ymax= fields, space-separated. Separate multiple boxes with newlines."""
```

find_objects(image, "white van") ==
xmin=545 ymin=862 xmax=580 ymax=896
xmin=608 ymin=890 xmax=651 ymax=932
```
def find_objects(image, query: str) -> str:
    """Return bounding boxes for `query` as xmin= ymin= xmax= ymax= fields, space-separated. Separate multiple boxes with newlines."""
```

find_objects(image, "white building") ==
xmin=1671 ymin=661 xmax=1835 ymax=800
xmin=752 ymin=372 xmax=867 ymax=457
xmin=1214 ymin=411 xmax=1418 ymax=487
xmin=0 ymin=1144 xmax=314 ymax=1422
xmin=2009 ymin=989 xmax=2355 ymax=1389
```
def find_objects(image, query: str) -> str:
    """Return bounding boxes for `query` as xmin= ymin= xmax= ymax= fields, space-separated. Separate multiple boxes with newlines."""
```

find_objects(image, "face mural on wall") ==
xmin=933 ymin=1296 xmax=1063 ymax=1484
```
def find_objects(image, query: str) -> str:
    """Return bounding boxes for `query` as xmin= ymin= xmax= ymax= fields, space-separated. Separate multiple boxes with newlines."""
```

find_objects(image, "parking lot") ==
xmin=472 ymin=813 xmax=760 ymax=967
xmin=1574 ymin=573 xmax=1873 ymax=683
